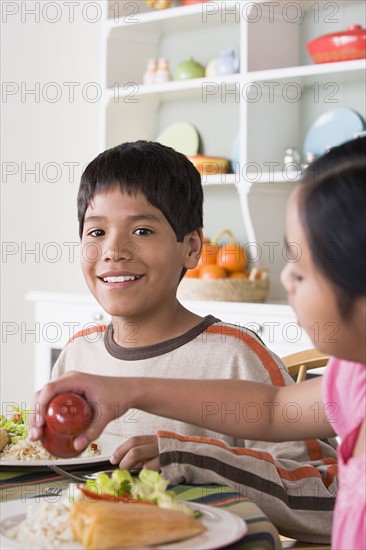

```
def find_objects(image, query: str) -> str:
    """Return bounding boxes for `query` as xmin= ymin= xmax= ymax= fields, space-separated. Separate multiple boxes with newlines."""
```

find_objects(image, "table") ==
xmin=0 ymin=463 xmax=282 ymax=550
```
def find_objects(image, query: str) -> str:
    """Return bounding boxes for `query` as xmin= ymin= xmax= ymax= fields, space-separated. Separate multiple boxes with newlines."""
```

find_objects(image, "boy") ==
xmin=51 ymin=141 xmax=337 ymax=542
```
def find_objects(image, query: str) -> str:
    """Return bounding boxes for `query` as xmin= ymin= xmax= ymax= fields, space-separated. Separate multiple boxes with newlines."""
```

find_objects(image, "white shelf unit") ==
xmin=100 ymin=0 xmax=366 ymax=301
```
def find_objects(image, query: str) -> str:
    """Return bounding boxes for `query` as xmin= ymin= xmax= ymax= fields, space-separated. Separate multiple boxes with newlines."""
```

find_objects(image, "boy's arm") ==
xmin=157 ymin=430 xmax=336 ymax=543
xmin=30 ymin=372 xmax=335 ymax=448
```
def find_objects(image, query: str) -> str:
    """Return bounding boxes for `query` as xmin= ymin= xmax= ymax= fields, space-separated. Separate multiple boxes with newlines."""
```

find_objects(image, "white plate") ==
xmin=0 ymin=433 xmax=125 ymax=467
xmin=0 ymin=498 xmax=247 ymax=550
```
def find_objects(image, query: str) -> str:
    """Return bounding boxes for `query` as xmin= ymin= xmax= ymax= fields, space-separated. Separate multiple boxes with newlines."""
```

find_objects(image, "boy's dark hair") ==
xmin=77 ymin=140 xmax=203 ymax=242
xmin=298 ymin=136 xmax=366 ymax=317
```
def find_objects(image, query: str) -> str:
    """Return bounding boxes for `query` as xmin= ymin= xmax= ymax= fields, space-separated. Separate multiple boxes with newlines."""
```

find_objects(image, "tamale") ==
xmin=0 ymin=428 xmax=9 ymax=452
xmin=70 ymin=500 xmax=206 ymax=549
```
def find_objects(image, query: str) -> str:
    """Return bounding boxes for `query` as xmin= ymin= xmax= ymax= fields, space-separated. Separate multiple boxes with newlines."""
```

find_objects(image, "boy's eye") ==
xmin=133 ymin=228 xmax=152 ymax=236
xmin=87 ymin=229 xmax=105 ymax=238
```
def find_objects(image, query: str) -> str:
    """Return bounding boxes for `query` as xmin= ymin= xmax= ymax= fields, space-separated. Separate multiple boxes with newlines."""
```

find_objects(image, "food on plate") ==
xmin=82 ymin=468 xmax=199 ymax=517
xmin=0 ymin=437 xmax=99 ymax=462
xmin=70 ymin=500 xmax=205 ymax=549
xmin=5 ymin=469 xmax=205 ymax=549
xmin=41 ymin=392 xmax=94 ymax=458
xmin=0 ymin=403 xmax=98 ymax=462
xmin=6 ymin=500 xmax=75 ymax=548
xmin=0 ymin=405 xmax=29 ymax=444
xmin=0 ymin=427 xmax=9 ymax=451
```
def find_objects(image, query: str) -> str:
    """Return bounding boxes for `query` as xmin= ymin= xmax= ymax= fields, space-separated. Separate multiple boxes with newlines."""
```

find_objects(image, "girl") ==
xmin=31 ymin=136 xmax=366 ymax=549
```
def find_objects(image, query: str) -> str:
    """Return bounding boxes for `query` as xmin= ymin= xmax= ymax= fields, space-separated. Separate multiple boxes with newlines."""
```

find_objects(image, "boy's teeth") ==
xmin=103 ymin=276 xmax=138 ymax=283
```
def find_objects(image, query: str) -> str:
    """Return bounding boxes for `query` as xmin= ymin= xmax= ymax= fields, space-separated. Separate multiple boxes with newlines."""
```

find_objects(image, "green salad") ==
xmin=0 ymin=406 xmax=29 ymax=444
xmin=84 ymin=469 xmax=202 ymax=518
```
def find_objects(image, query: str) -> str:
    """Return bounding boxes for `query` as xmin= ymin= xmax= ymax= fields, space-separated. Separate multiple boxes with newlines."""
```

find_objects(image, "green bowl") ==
xmin=174 ymin=57 xmax=205 ymax=80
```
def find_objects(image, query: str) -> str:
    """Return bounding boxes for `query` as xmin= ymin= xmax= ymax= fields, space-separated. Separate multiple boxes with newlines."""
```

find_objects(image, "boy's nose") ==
xmin=103 ymin=240 xmax=137 ymax=263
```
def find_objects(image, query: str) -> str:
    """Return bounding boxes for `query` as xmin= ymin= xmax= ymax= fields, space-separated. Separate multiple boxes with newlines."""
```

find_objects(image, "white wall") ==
xmin=1 ymin=1 xmax=103 ymax=406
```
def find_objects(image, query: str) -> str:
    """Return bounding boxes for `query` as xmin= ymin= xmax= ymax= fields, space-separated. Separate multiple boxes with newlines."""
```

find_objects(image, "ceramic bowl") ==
xmin=187 ymin=155 xmax=229 ymax=175
xmin=145 ymin=0 xmax=172 ymax=9
xmin=174 ymin=57 xmax=205 ymax=80
xmin=181 ymin=0 xmax=209 ymax=4
xmin=307 ymin=24 xmax=366 ymax=64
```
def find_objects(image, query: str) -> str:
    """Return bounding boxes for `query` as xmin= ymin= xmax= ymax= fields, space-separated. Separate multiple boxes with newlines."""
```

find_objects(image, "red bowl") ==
xmin=307 ymin=24 xmax=366 ymax=64
xmin=181 ymin=1 xmax=209 ymax=5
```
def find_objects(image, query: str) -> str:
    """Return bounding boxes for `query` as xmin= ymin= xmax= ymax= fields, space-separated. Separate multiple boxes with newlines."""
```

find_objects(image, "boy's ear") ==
xmin=184 ymin=229 xmax=203 ymax=269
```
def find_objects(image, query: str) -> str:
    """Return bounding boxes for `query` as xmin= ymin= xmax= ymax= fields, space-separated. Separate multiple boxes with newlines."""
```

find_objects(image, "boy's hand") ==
xmin=29 ymin=371 xmax=130 ymax=452
xmin=110 ymin=435 xmax=160 ymax=471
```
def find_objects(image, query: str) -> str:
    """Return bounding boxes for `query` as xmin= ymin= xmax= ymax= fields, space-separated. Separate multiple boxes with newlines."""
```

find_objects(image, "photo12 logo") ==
xmin=201 ymin=2 xmax=340 ymax=24
xmin=2 ymin=2 xmax=103 ymax=24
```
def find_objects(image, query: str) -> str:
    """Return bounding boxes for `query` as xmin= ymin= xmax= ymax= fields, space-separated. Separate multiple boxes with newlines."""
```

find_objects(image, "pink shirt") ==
xmin=322 ymin=357 xmax=366 ymax=550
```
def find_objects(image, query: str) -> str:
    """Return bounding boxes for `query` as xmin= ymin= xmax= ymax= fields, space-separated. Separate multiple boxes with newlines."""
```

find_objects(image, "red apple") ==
xmin=41 ymin=393 xmax=93 ymax=458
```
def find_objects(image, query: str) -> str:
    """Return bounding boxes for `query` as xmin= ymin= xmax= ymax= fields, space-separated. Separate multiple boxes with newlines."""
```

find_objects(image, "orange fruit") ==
xmin=216 ymin=243 xmax=248 ymax=273
xmin=184 ymin=267 xmax=201 ymax=278
xmin=199 ymin=265 xmax=228 ymax=279
xmin=229 ymin=271 xmax=247 ymax=279
xmin=197 ymin=241 xmax=218 ymax=268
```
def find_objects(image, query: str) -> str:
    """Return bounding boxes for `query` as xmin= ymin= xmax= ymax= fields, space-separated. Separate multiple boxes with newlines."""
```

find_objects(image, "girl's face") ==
xmin=281 ymin=188 xmax=359 ymax=360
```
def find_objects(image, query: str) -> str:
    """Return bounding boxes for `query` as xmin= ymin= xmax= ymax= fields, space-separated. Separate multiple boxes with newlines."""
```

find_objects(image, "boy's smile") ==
xmin=80 ymin=187 xmax=201 ymax=342
xmin=98 ymin=271 xmax=142 ymax=288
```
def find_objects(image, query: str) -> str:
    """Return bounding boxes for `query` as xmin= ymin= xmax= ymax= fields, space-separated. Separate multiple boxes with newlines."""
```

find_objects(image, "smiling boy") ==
xmin=81 ymin=187 xmax=203 ymax=344
xmin=52 ymin=140 xmax=338 ymax=541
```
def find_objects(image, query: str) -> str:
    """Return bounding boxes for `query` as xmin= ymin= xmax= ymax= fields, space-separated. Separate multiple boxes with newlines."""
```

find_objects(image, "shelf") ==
xmin=102 ymin=0 xmax=366 ymax=303
xmin=252 ymin=171 xmax=301 ymax=185
xmin=235 ymin=176 xmax=299 ymax=195
xmin=107 ymin=59 xmax=366 ymax=108
xmin=108 ymin=60 xmax=365 ymax=102
xmin=106 ymin=1 xmax=239 ymax=33
xmin=106 ymin=0 xmax=364 ymax=32
xmin=108 ymin=73 xmax=242 ymax=101
xmin=247 ymin=59 xmax=366 ymax=85
xmin=202 ymin=173 xmax=238 ymax=187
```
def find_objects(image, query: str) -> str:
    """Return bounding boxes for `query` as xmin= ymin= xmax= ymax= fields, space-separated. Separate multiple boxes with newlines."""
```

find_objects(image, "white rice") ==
xmin=0 ymin=438 xmax=99 ymax=461
xmin=6 ymin=500 xmax=75 ymax=549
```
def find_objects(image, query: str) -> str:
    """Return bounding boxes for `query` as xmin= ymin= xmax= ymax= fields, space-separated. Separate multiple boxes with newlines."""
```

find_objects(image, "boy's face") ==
xmin=80 ymin=187 xmax=200 ymax=323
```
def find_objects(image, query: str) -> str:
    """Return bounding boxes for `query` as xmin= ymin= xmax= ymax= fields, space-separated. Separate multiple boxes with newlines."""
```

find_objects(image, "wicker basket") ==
xmin=178 ymin=276 xmax=269 ymax=302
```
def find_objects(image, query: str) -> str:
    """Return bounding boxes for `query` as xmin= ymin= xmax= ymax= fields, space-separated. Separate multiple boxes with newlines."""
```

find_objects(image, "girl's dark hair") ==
xmin=298 ymin=136 xmax=366 ymax=317
xmin=78 ymin=140 xmax=203 ymax=242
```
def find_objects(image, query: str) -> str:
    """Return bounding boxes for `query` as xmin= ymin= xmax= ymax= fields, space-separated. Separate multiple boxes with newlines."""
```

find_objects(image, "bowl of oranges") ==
xmin=178 ymin=229 xmax=269 ymax=302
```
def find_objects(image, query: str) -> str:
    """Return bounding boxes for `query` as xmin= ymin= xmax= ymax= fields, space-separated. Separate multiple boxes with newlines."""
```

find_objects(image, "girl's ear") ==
xmin=184 ymin=229 xmax=203 ymax=269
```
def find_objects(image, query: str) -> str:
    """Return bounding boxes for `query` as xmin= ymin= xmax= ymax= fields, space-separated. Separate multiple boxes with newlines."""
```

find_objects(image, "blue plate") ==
xmin=303 ymin=108 xmax=366 ymax=157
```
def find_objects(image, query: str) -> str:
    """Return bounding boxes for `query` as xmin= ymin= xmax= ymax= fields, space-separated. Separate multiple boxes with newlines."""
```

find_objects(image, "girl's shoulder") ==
xmin=323 ymin=357 xmax=366 ymax=437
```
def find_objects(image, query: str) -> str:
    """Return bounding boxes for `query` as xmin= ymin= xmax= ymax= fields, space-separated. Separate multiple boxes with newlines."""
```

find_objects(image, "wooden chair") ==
xmin=281 ymin=539 xmax=331 ymax=549
xmin=280 ymin=349 xmax=331 ymax=549
xmin=282 ymin=348 xmax=330 ymax=384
